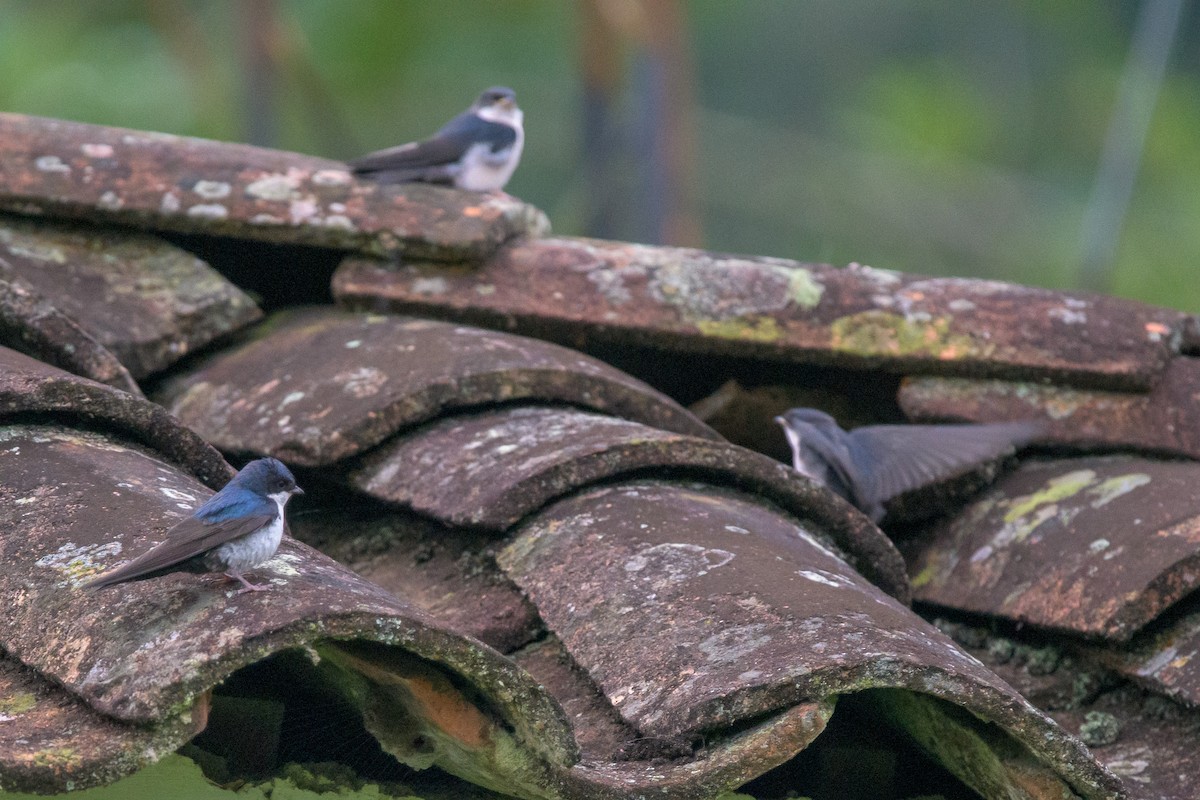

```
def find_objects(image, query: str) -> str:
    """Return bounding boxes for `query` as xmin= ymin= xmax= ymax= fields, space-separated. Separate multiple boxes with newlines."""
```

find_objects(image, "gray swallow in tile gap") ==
xmin=774 ymin=408 xmax=1045 ymax=523
xmin=347 ymin=86 xmax=524 ymax=192
xmin=84 ymin=457 xmax=303 ymax=594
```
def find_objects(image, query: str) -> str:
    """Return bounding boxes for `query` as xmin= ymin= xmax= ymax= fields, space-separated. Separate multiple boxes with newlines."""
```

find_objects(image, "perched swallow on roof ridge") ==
xmin=348 ymin=86 xmax=524 ymax=192
xmin=775 ymin=407 xmax=1045 ymax=523
xmin=84 ymin=457 xmax=303 ymax=594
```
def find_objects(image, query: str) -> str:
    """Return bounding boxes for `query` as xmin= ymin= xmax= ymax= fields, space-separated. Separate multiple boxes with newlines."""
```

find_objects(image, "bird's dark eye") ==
xmin=275 ymin=479 xmax=289 ymax=490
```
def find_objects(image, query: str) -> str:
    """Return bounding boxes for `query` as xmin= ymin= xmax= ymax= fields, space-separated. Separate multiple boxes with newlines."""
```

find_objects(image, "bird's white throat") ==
xmin=268 ymin=490 xmax=294 ymax=515
xmin=477 ymin=104 xmax=523 ymax=129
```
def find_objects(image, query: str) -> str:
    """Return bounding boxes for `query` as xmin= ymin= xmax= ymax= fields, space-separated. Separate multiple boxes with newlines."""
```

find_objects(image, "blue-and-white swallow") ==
xmin=84 ymin=458 xmax=303 ymax=594
xmin=347 ymin=86 xmax=524 ymax=192
xmin=775 ymin=408 xmax=1044 ymax=523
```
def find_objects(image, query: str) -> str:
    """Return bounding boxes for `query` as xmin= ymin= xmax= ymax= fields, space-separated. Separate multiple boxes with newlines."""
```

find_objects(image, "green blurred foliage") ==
xmin=1 ymin=0 xmax=1197 ymax=310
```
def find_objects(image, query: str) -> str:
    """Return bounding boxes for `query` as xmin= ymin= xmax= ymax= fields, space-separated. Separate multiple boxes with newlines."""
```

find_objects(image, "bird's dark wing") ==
xmin=348 ymin=111 xmax=517 ymax=175
xmin=847 ymin=420 xmax=1045 ymax=507
xmin=83 ymin=512 xmax=276 ymax=589
xmin=434 ymin=111 xmax=518 ymax=154
xmin=791 ymin=424 xmax=861 ymax=503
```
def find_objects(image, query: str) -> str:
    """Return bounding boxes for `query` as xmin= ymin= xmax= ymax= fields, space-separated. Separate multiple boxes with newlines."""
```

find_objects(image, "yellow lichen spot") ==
xmin=1002 ymin=470 xmax=1097 ymax=524
xmin=0 ymin=691 xmax=36 ymax=716
xmin=910 ymin=561 xmax=941 ymax=589
xmin=830 ymin=310 xmax=984 ymax=360
xmin=696 ymin=316 xmax=783 ymax=342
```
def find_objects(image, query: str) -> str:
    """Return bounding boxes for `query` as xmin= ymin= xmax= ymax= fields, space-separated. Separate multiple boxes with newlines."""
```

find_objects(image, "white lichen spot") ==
xmin=587 ymin=269 xmax=634 ymax=305
xmin=411 ymin=277 xmax=449 ymax=295
xmin=610 ymin=680 xmax=661 ymax=718
xmin=289 ymin=198 xmax=319 ymax=223
xmin=738 ymin=669 xmax=763 ymax=681
xmin=847 ymin=262 xmax=901 ymax=284
xmin=475 ymin=284 xmax=497 ymax=296
xmin=623 ymin=542 xmax=734 ymax=583
xmin=246 ymin=173 xmax=301 ymax=201
xmin=250 ymin=213 xmax=283 ymax=224
xmin=263 ymin=555 xmax=300 ymax=576
xmin=312 ymin=169 xmax=352 ymax=186
xmin=698 ymin=624 xmax=771 ymax=664
xmin=329 ymin=202 xmax=347 ymax=213
xmin=970 ymin=544 xmax=994 ymax=563
xmin=97 ymin=191 xmax=123 ymax=210
xmin=911 ymin=276 xmax=1024 ymax=296
xmin=323 ymin=214 xmax=354 ymax=230
xmin=1105 ymin=754 xmax=1149 ymax=782
xmin=1087 ymin=473 xmax=1150 ymax=508
xmin=362 ymin=459 xmax=401 ymax=490
xmin=1048 ymin=306 xmax=1087 ymax=325
xmin=724 ymin=525 xmax=749 ymax=535
xmin=797 ymin=569 xmax=845 ymax=588
xmin=494 ymin=444 xmax=519 ymax=455
xmin=1089 ymin=538 xmax=1110 ymax=553
xmin=1136 ymin=646 xmax=1178 ymax=677
xmin=160 ymin=192 xmax=181 ymax=213
xmin=947 ymin=298 xmax=977 ymax=312
xmin=80 ymin=143 xmax=115 ymax=158
xmin=159 ymin=487 xmax=198 ymax=504
xmin=36 ymin=541 xmax=123 ymax=585
xmin=192 ymin=180 xmax=232 ymax=200
xmin=8 ymin=242 xmax=65 ymax=263
xmin=187 ymin=203 xmax=228 ymax=220
xmin=35 ymin=155 xmax=71 ymax=173
xmin=336 ymin=366 xmax=388 ymax=398
xmin=279 ymin=391 xmax=305 ymax=409
xmin=344 ymin=339 xmax=362 ymax=349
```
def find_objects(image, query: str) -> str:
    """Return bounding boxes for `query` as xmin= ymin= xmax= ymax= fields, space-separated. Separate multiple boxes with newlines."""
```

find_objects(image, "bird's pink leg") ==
xmin=225 ymin=571 xmax=270 ymax=593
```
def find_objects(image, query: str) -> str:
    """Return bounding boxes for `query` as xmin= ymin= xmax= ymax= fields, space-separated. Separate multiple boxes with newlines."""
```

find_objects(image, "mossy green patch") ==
xmin=696 ymin=316 xmax=783 ymax=342
xmin=4 ymin=754 xmax=249 ymax=800
xmin=31 ymin=747 xmax=79 ymax=770
xmin=830 ymin=310 xmax=984 ymax=359
xmin=0 ymin=691 xmax=36 ymax=716
xmin=786 ymin=268 xmax=824 ymax=309
xmin=875 ymin=690 xmax=1074 ymax=799
xmin=1 ymin=754 xmax=431 ymax=800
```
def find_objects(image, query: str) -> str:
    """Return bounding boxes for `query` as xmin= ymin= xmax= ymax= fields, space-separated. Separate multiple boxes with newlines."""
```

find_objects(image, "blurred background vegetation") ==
xmin=2 ymin=0 xmax=1196 ymax=309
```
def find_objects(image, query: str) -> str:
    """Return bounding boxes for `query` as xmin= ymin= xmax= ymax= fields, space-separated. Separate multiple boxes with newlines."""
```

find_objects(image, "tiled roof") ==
xmin=6 ymin=111 xmax=1199 ymax=798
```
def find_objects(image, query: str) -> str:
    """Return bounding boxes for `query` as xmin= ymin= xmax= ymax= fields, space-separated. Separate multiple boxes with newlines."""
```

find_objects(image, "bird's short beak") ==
xmin=498 ymin=97 xmax=515 ymax=110
xmin=773 ymin=416 xmax=786 ymax=427
xmin=293 ymin=487 xmax=305 ymax=495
